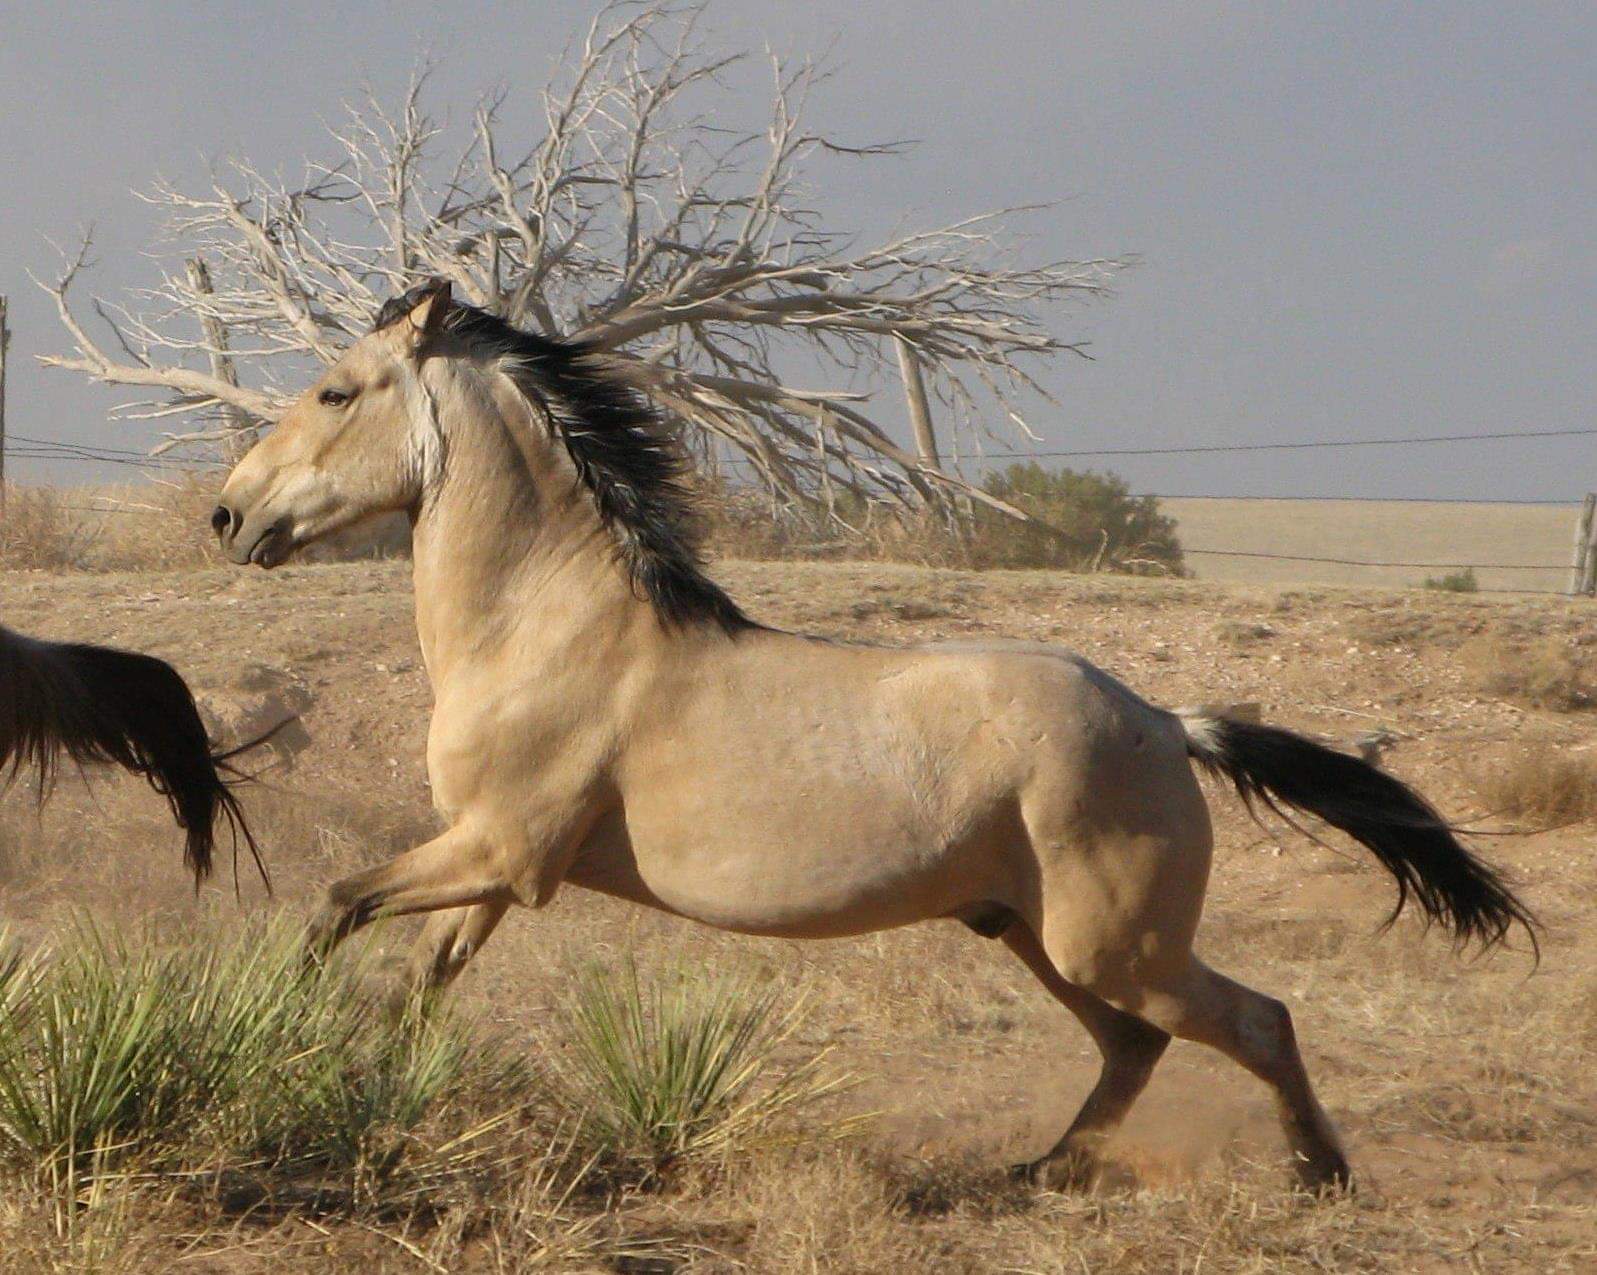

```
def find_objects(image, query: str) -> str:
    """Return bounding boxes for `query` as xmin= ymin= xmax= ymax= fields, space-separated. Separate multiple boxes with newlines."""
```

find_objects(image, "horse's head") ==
xmin=213 ymin=280 xmax=451 ymax=567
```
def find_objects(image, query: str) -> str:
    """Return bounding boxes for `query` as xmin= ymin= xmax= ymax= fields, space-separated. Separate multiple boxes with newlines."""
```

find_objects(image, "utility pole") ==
xmin=894 ymin=334 xmax=941 ymax=474
xmin=186 ymin=258 xmax=256 ymax=461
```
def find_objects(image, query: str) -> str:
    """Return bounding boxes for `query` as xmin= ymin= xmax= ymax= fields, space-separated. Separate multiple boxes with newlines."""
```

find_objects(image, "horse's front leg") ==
xmin=404 ymin=900 xmax=512 ymax=993
xmin=306 ymin=822 xmax=513 ymax=966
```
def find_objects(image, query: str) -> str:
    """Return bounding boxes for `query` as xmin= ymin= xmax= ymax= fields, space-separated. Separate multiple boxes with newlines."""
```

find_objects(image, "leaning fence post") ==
xmin=0 ymin=294 xmax=9 ymax=507
xmin=1569 ymin=494 xmax=1596 ymax=597
xmin=1584 ymin=500 xmax=1597 ymax=596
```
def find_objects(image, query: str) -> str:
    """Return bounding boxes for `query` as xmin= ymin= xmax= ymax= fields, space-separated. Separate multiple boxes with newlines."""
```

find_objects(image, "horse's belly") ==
xmin=567 ymin=806 xmax=983 ymax=939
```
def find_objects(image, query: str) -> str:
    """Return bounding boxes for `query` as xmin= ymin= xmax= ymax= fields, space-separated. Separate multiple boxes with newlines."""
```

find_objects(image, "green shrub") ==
xmin=704 ymin=466 xmax=1185 ymax=575
xmin=1423 ymin=567 xmax=1479 ymax=593
xmin=973 ymin=464 xmax=1185 ymax=573
xmin=552 ymin=960 xmax=849 ymax=1176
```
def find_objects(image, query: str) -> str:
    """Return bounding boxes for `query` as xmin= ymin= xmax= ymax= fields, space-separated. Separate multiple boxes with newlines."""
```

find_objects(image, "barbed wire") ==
xmin=6 ymin=426 xmax=1591 ymax=597
xmin=13 ymin=420 xmax=1597 ymax=472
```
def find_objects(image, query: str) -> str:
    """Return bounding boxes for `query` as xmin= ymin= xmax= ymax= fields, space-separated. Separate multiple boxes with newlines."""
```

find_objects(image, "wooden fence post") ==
xmin=893 ymin=334 xmax=947 ymax=510
xmin=1571 ymin=494 xmax=1597 ymax=597
xmin=0 ymin=294 xmax=9 ymax=503
xmin=1584 ymin=499 xmax=1597 ymax=596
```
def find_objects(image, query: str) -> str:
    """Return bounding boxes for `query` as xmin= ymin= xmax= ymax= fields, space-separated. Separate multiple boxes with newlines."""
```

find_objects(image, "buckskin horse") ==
xmin=211 ymin=280 xmax=1535 ymax=1192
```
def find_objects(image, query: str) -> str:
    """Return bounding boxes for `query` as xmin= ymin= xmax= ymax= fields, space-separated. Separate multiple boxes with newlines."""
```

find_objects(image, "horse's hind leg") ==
xmin=1002 ymin=921 xmax=1170 ymax=1189
xmin=1087 ymin=956 xmax=1351 ymax=1193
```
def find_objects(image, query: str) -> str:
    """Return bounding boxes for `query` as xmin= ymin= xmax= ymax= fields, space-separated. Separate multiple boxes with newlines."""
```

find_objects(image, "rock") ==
xmin=198 ymin=663 xmax=315 ymax=766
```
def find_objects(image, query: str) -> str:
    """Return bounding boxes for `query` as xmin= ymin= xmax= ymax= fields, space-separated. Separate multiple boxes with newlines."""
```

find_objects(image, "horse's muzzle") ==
xmin=213 ymin=504 xmax=292 ymax=568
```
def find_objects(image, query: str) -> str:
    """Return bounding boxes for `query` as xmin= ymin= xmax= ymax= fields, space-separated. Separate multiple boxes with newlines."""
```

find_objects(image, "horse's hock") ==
xmin=197 ymin=663 xmax=314 ymax=765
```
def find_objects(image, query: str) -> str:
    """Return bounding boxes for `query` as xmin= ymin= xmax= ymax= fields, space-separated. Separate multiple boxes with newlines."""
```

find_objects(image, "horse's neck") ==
xmin=408 ymin=366 xmax=651 ymax=682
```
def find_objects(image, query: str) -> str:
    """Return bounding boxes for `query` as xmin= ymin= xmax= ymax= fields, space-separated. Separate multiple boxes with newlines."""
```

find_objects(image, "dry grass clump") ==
xmin=0 ymin=919 xmax=854 ymax=1267
xmin=0 ymin=478 xmax=215 ymax=574
xmin=0 ymin=919 xmax=532 ymax=1231
xmin=1470 ymin=743 xmax=1597 ymax=825
xmin=1459 ymin=633 xmax=1595 ymax=711
xmin=0 ymin=487 xmax=97 ymax=571
xmin=0 ymin=479 xmax=412 ymax=575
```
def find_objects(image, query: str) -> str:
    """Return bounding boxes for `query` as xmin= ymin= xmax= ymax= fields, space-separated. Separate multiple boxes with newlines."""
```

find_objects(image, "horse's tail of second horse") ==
xmin=0 ymin=626 xmax=266 ymax=887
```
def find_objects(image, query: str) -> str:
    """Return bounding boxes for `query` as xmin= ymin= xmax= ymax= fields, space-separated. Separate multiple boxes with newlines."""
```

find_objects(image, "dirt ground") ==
xmin=1 ymin=557 xmax=1593 ymax=1271
xmin=1164 ymin=497 xmax=1575 ymax=593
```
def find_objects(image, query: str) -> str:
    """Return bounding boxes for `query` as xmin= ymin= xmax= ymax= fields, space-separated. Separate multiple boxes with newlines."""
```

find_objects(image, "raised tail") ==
xmin=0 ymin=626 xmax=266 ymax=888
xmin=1177 ymin=709 xmax=1537 ymax=956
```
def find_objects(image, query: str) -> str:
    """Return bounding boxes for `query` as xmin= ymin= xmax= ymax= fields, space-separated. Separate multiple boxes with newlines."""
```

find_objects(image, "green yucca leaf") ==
xmin=552 ymin=958 xmax=850 ymax=1172
xmin=0 ymin=915 xmax=521 ymax=1227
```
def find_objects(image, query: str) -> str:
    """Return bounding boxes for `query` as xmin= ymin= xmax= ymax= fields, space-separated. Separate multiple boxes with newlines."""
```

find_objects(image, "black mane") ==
xmin=377 ymin=290 xmax=751 ymax=634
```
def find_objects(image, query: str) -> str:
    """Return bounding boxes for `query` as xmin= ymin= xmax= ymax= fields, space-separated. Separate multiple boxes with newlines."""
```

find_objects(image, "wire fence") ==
xmin=6 ymin=422 xmax=1592 ymax=595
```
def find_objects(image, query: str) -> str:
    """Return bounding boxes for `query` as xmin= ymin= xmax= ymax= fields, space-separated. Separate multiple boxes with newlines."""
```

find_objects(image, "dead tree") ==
xmin=36 ymin=2 xmax=1123 ymax=526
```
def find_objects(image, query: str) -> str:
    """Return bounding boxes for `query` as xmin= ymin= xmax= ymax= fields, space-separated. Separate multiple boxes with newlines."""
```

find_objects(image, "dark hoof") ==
xmin=1009 ymin=1149 xmax=1098 ymax=1193
xmin=1294 ymin=1154 xmax=1356 ymax=1199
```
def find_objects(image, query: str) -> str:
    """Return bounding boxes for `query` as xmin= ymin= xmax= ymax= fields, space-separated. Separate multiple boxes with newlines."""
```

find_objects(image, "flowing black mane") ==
xmin=375 ymin=287 xmax=751 ymax=634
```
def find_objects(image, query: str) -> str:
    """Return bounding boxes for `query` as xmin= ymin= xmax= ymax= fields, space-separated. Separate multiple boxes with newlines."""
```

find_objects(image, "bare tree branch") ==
xmin=36 ymin=0 xmax=1125 ymax=519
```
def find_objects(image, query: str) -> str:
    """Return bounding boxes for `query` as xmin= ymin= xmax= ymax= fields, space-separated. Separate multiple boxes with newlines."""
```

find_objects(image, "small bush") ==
xmin=0 ymin=478 xmax=412 ymax=574
xmin=973 ymin=464 xmax=1185 ymax=574
xmin=704 ymin=465 xmax=1185 ymax=575
xmin=1423 ymin=567 xmax=1479 ymax=593
xmin=0 ymin=486 xmax=97 ymax=570
xmin=1471 ymin=745 xmax=1597 ymax=826
xmin=551 ymin=959 xmax=849 ymax=1176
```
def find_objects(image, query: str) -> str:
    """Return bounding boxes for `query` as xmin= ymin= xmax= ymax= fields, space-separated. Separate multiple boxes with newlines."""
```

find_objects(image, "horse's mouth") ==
xmin=247 ymin=523 xmax=294 ymax=568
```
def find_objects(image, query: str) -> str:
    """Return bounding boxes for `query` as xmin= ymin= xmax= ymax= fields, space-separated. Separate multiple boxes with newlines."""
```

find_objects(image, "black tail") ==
xmin=0 ymin=626 xmax=266 ymax=888
xmin=1180 ymin=711 xmax=1537 ymax=957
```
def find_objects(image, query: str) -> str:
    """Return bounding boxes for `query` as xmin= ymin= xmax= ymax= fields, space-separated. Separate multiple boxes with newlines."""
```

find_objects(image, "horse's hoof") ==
xmin=1294 ymin=1154 xmax=1356 ymax=1199
xmin=1009 ymin=1150 xmax=1097 ymax=1193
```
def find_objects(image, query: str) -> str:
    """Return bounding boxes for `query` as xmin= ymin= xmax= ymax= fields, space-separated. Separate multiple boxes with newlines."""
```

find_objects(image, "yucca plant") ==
xmin=0 ymin=919 xmax=526 ymax=1224
xmin=552 ymin=959 xmax=851 ymax=1175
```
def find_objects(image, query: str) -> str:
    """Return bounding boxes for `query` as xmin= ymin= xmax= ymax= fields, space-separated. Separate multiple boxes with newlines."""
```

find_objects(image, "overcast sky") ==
xmin=0 ymin=1 xmax=1591 ymax=499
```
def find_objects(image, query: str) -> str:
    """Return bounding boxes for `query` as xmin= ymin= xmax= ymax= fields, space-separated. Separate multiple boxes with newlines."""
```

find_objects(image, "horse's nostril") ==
xmin=210 ymin=505 xmax=234 ymax=537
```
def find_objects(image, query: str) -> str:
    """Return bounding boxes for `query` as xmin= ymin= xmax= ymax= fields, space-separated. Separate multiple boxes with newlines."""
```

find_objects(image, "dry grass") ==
xmin=1459 ymin=633 xmax=1595 ymax=711
xmin=1470 ymin=744 xmax=1597 ymax=825
xmin=0 ymin=479 xmax=410 ymax=574
xmin=0 ymin=478 xmax=217 ymax=573
xmin=0 ymin=487 xmax=99 ymax=571
xmin=0 ymin=560 xmax=1594 ymax=1270
xmin=701 ymin=484 xmax=1184 ymax=575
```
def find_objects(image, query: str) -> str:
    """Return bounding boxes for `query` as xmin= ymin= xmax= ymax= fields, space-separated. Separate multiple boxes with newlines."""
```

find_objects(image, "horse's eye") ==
xmin=318 ymin=388 xmax=353 ymax=408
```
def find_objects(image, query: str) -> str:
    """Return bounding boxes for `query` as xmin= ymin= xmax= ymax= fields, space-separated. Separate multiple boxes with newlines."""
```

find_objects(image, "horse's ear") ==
xmin=374 ymin=277 xmax=453 ymax=352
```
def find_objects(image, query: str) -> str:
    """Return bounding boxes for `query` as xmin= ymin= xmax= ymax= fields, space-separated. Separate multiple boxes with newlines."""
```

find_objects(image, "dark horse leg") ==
xmin=1001 ymin=920 xmax=1171 ymax=1188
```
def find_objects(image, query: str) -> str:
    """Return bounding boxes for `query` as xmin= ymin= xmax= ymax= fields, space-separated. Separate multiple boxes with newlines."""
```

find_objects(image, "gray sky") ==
xmin=1 ymin=1 xmax=1591 ymax=500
